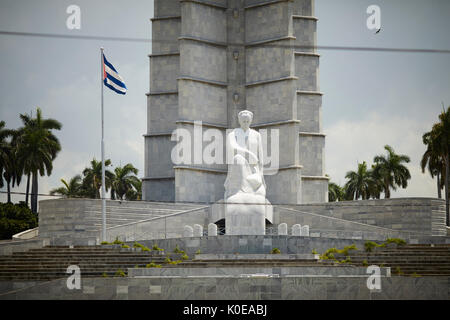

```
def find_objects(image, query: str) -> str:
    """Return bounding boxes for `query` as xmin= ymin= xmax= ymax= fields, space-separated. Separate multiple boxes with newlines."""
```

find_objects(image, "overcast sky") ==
xmin=0 ymin=0 xmax=449 ymax=204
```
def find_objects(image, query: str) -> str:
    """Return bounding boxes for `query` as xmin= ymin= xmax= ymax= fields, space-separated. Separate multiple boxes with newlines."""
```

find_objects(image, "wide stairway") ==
xmin=347 ymin=244 xmax=450 ymax=276
xmin=0 ymin=246 xmax=166 ymax=280
xmin=1 ymin=244 xmax=449 ymax=281
xmin=0 ymin=246 xmax=334 ymax=281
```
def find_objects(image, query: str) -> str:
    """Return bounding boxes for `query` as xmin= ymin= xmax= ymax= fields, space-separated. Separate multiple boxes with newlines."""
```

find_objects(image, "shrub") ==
xmin=319 ymin=248 xmax=338 ymax=260
xmin=341 ymin=244 xmax=358 ymax=255
xmin=181 ymin=254 xmax=189 ymax=260
xmin=385 ymin=238 xmax=406 ymax=246
xmin=115 ymin=269 xmax=126 ymax=277
xmin=195 ymin=249 xmax=201 ymax=255
xmin=319 ymin=245 xmax=358 ymax=261
xmin=271 ymin=248 xmax=281 ymax=254
xmin=102 ymin=272 xmax=109 ymax=278
xmin=146 ymin=262 xmax=162 ymax=268
xmin=152 ymin=244 xmax=164 ymax=251
xmin=311 ymin=249 xmax=318 ymax=254
xmin=395 ymin=266 xmax=404 ymax=275
xmin=0 ymin=202 xmax=37 ymax=240
xmin=340 ymin=257 xmax=351 ymax=264
xmin=134 ymin=242 xmax=151 ymax=251
xmin=364 ymin=241 xmax=384 ymax=252
xmin=362 ymin=260 xmax=368 ymax=267
xmin=133 ymin=242 xmax=144 ymax=248
xmin=121 ymin=244 xmax=130 ymax=249
xmin=100 ymin=241 xmax=110 ymax=245
xmin=112 ymin=237 xmax=124 ymax=245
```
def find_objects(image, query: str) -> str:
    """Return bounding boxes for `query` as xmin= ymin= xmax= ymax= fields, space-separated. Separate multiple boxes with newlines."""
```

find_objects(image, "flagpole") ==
xmin=100 ymin=47 xmax=106 ymax=243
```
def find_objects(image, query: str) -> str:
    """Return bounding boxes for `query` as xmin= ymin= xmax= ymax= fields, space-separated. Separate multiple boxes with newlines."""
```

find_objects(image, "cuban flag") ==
xmin=102 ymin=53 xmax=127 ymax=95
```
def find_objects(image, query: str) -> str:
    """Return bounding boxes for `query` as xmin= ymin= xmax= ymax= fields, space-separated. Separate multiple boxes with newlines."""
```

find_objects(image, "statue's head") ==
xmin=238 ymin=110 xmax=253 ymax=130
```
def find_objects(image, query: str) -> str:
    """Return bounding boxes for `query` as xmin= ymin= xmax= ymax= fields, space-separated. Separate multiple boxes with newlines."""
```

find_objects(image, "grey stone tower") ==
xmin=143 ymin=0 xmax=328 ymax=204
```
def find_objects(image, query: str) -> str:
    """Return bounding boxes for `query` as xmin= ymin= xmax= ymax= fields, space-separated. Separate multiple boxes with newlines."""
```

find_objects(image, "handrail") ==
xmin=106 ymin=205 xmax=209 ymax=231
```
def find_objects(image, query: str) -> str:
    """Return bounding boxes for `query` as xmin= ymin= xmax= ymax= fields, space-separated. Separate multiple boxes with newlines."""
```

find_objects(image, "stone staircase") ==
xmin=1 ymin=243 xmax=449 ymax=281
xmin=0 ymin=246 xmax=336 ymax=281
xmin=347 ymin=244 xmax=450 ymax=276
xmin=0 ymin=246 xmax=166 ymax=281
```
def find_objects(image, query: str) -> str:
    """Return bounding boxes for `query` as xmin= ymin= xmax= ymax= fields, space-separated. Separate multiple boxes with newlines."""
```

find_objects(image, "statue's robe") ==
xmin=224 ymin=128 xmax=266 ymax=199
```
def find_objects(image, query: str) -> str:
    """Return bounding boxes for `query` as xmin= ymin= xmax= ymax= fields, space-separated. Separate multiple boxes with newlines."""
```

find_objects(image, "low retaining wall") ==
xmin=0 ymin=238 xmax=49 ymax=256
xmin=127 ymin=235 xmax=450 ymax=256
xmin=129 ymin=235 xmax=370 ymax=255
xmin=0 ymin=276 xmax=448 ymax=300
xmin=38 ymin=198 xmax=207 ymax=244
xmin=274 ymin=206 xmax=425 ymax=241
xmin=286 ymin=198 xmax=446 ymax=236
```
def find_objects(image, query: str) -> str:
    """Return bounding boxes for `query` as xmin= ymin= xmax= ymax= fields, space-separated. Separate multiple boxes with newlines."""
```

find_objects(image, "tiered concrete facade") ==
xmin=143 ymin=0 xmax=328 ymax=205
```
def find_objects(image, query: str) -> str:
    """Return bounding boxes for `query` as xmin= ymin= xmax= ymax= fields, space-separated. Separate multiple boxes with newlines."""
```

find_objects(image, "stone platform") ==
xmin=0 ymin=243 xmax=449 ymax=300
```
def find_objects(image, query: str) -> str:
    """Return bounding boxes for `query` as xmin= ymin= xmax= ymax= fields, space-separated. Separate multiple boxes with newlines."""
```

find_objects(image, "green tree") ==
xmin=344 ymin=161 xmax=374 ymax=200
xmin=372 ymin=145 xmax=411 ymax=199
xmin=82 ymin=158 xmax=114 ymax=199
xmin=0 ymin=202 xmax=37 ymax=240
xmin=368 ymin=165 xmax=384 ymax=200
xmin=49 ymin=175 xmax=82 ymax=198
xmin=328 ymin=182 xmax=344 ymax=202
xmin=125 ymin=178 xmax=142 ymax=201
xmin=15 ymin=108 xmax=62 ymax=213
xmin=110 ymin=163 xmax=140 ymax=200
xmin=421 ymin=142 xmax=445 ymax=199
xmin=0 ymin=121 xmax=17 ymax=203
xmin=422 ymin=106 xmax=450 ymax=225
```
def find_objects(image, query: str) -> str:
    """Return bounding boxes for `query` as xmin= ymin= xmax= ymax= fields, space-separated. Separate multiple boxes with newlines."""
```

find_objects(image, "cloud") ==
xmin=324 ymin=112 xmax=437 ymax=198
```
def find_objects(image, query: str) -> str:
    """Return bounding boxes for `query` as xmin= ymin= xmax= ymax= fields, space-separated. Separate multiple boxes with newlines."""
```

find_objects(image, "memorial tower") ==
xmin=143 ymin=0 xmax=328 ymax=204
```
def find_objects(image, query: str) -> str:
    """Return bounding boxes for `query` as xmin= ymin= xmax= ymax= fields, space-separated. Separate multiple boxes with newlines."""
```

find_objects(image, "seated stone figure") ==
xmin=224 ymin=110 xmax=272 ymax=235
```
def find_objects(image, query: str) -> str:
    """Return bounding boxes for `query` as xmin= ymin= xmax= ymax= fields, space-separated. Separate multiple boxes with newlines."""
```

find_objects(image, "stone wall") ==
xmin=286 ymin=198 xmax=447 ymax=236
xmin=38 ymin=199 xmax=207 ymax=245
xmin=274 ymin=206 xmax=424 ymax=240
xmin=106 ymin=206 xmax=209 ymax=242
xmin=133 ymin=235 xmax=370 ymax=256
xmin=1 ymin=276 xmax=448 ymax=300
xmin=0 ymin=239 xmax=50 ymax=256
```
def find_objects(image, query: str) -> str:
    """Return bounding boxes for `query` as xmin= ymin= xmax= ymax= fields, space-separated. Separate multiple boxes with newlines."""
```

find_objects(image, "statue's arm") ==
xmin=257 ymin=132 xmax=264 ymax=170
xmin=227 ymin=132 xmax=258 ymax=162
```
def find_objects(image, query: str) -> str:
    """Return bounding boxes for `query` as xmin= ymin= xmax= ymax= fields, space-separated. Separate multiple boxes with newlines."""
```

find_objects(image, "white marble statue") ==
xmin=224 ymin=110 xmax=266 ymax=198
xmin=224 ymin=110 xmax=272 ymax=235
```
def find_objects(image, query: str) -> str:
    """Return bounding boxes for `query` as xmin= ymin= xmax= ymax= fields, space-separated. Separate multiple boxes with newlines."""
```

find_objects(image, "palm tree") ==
xmin=423 ymin=106 xmax=450 ymax=225
xmin=110 ymin=163 xmax=140 ymax=200
xmin=15 ymin=108 xmax=62 ymax=213
xmin=14 ymin=117 xmax=34 ymax=206
xmin=82 ymin=158 xmax=114 ymax=199
xmin=125 ymin=179 xmax=142 ymax=201
xmin=0 ymin=121 xmax=16 ymax=202
xmin=372 ymin=145 xmax=411 ymax=199
xmin=421 ymin=142 xmax=445 ymax=199
xmin=328 ymin=182 xmax=344 ymax=202
xmin=344 ymin=161 xmax=374 ymax=200
xmin=49 ymin=175 xmax=82 ymax=198
xmin=368 ymin=165 xmax=384 ymax=200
